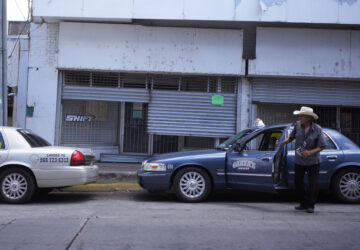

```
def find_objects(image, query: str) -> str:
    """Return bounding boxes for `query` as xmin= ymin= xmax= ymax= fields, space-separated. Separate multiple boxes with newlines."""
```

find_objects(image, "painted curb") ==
xmin=60 ymin=182 xmax=142 ymax=192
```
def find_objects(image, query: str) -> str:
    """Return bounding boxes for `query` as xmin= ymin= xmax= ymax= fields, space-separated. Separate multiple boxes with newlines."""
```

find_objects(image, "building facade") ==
xmin=22 ymin=0 xmax=360 ymax=159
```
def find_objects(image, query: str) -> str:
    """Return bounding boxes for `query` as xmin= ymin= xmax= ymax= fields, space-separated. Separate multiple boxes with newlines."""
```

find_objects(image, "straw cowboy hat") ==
xmin=293 ymin=106 xmax=319 ymax=120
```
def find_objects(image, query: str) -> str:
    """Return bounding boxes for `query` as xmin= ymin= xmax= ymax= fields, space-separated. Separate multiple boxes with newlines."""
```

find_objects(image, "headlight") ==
xmin=143 ymin=162 xmax=167 ymax=172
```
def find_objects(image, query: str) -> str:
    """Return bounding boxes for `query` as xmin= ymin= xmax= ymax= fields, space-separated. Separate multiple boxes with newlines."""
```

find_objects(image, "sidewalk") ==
xmin=60 ymin=162 xmax=142 ymax=192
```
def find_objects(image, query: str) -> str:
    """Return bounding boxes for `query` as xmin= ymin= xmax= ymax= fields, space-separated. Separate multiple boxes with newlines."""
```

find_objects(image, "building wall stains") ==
xmin=334 ymin=0 xmax=357 ymax=5
xmin=259 ymin=0 xmax=287 ymax=11
xmin=235 ymin=0 xmax=242 ymax=8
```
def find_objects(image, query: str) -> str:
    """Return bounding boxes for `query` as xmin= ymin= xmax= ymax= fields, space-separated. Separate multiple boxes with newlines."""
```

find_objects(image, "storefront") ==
xmin=59 ymin=70 xmax=239 ymax=158
xmin=252 ymin=78 xmax=360 ymax=146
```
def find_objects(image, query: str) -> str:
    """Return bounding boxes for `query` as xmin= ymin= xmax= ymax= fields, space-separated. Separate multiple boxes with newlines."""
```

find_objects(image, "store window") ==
xmin=61 ymin=100 xmax=119 ymax=145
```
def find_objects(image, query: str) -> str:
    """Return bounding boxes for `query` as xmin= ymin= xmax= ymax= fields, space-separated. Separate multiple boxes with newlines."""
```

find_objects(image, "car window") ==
xmin=0 ymin=132 xmax=5 ymax=149
xmin=244 ymin=130 xmax=283 ymax=152
xmin=289 ymin=132 xmax=337 ymax=150
xmin=323 ymin=133 xmax=337 ymax=150
xmin=17 ymin=129 xmax=51 ymax=148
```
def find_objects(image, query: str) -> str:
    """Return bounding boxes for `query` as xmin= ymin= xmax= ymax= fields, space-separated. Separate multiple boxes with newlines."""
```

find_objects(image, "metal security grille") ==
xmin=61 ymin=100 xmax=119 ymax=145
xmin=153 ymin=135 xmax=178 ymax=154
xmin=63 ymin=71 xmax=236 ymax=93
xmin=148 ymin=91 xmax=237 ymax=138
xmin=257 ymin=103 xmax=337 ymax=129
xmin=123 ymin=103 xmax=148 ymax=153
xmin=341 ymin=107 xmax=360 ymax=146
xmin=252 ymin=78 xmax=360 ymax=107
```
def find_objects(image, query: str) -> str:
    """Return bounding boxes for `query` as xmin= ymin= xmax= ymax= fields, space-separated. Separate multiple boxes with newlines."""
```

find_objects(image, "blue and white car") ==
xmin=138 ymin=124 xmax=360 ymax=203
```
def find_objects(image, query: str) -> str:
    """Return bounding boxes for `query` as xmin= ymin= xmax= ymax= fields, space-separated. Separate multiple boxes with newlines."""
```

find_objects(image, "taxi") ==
xmin=138 ymin=124 xmax=360 ymax=203
xmin=0 ymin=126 xmax=98 ymax=204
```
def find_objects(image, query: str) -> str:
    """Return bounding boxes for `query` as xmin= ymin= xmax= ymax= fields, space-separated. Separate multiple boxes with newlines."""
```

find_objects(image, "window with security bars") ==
xmin=61 ymin=100 xmax=119 ymax=145
xmin=63 ymin=71 xmax=237 ymax=93
xmin=92 ymin=72 xmax=118 ymax=88
xmin=154 ymin=135 xmax=179 ymax=154
xmin=64 ymin=71 xmax=90 ymax=86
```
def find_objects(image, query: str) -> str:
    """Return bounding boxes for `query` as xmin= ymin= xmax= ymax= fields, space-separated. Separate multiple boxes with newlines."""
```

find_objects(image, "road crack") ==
xmin=0 ymin=219 xmax=16 ymax=232
xmin=65 ymin=215 xmax=92 ymax=250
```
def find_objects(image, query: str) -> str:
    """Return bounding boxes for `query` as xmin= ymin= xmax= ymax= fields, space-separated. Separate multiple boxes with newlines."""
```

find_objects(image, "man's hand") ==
xmin=301 ymin=146 xmax=326 ymax=157
xmin=281 ymin=138 xmax=292 ymax=145
xmin=301 ymin=150 xmax=311 ymax=157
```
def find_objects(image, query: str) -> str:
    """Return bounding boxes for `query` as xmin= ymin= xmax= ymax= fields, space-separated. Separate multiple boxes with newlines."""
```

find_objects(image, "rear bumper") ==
xmin=34 ymin=165 xmax=99 ymax=188
xmin=137 ymin=170 xmax=172 ymax=191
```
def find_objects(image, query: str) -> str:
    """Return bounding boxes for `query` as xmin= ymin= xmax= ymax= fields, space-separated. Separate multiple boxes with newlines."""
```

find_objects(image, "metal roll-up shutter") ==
xmin=148 ymin=90 xmax=237 ymax=138
xmin=252 ymin=78 xmax=360 ymax=107
xmin=62 ymin=86 xmax=149 ymax=103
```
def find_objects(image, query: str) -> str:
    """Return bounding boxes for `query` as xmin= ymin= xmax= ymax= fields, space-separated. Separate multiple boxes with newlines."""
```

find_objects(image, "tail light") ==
xmin=70 ymin=150 xmax=85 ymax=166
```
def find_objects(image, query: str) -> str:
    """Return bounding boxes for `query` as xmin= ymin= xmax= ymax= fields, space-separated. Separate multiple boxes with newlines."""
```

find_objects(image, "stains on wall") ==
xmin=259 ymin=0 xmax=287 ymax=11
xmin=334 ymin=0 xmax=357 ymax=5
xmin=235 ymin=0 xmax=242 ymax=8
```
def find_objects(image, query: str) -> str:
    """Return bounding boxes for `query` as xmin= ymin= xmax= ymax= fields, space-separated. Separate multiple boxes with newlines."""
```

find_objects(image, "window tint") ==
xmin=17 ymin=129 xmax=51 ymax=148
xmin=0 ymin=132 xmax=5 ymax=149
xmin=323 ymin=133 xmax=337 ymax=150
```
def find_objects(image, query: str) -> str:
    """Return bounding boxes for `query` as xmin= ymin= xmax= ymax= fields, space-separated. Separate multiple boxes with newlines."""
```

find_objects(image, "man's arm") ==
xmin=281 ymin=137 xmax=294 ymax=145
xmin=301 ymin=146 xmax=326 ymax=157
xmin=301 ymin=129 xmax=327 ymax=157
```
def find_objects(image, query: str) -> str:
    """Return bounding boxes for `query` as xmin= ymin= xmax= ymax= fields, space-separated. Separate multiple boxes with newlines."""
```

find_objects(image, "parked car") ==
xmin=137 ymin=124 xmax=360 ymax=203
xmin=0 ymin=126 xmax=98 ymax=204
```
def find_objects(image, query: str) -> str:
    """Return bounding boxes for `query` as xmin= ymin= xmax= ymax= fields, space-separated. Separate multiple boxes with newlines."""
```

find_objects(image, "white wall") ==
xmin=7 ymin=38 xmax=19 ymax=88
xmin=249 ymin=28 xmax=360 ymax=79
xmin=33 ymin=0 xmax=360 ymax=25
xmin=26 ymin=23 xmax=59 ymax=144
xmin=58 ymin=22 xmax=245 ymax=75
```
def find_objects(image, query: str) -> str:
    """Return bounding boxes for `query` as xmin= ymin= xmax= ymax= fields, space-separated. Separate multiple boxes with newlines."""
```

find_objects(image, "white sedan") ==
xmin=0 ymin=126 xmax=98 ymax=204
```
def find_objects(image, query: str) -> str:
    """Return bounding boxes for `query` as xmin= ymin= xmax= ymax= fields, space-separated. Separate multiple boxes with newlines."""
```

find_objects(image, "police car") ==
xmin=138 ymin=124 xmax=360 ymax=203
xmin=0 ymin=126 xmax=98 ymax=204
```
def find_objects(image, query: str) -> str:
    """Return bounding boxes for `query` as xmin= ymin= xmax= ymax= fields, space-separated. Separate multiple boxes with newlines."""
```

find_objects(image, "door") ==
xmin=226 ymin=128 xmax=284 ymax=192
xmin=0 ymin=129 xmax=9 ymax=164
xmin=123 ymin=103 xmax=149 ymax=153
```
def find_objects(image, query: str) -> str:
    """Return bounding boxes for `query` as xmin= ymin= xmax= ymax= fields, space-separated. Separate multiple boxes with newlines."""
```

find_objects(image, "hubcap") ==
xmin=2 ymin=173 xmax=28 ymax=200
xmin=180 ymin=172 xmax=205 ymax=199
xmin=339 ymin=172 xmax=360 ymax=200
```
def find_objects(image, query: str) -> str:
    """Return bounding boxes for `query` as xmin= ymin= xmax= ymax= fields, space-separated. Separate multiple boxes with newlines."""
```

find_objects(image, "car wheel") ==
xmin=0 ymin=168 xmax=36 ymax=204
xmin=332 ymin=168 xmax=360 ymax=203
xmin=173 ymin=167 xmax=211 ymax=202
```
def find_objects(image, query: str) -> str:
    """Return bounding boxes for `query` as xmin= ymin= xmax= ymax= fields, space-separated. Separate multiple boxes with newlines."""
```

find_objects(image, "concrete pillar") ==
xmin=236 ymin=77 xmax=252 ymax=132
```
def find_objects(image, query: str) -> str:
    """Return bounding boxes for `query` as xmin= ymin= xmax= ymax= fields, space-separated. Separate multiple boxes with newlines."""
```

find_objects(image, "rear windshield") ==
xmin=17 ymin=129 xmax=51 ymax=148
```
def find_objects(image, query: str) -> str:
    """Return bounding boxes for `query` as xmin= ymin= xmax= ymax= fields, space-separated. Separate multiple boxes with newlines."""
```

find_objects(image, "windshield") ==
xmin=216 ymin=129 xmax=254 ymax=150
xmin=17 ymin=129 xmax=51 ymax=148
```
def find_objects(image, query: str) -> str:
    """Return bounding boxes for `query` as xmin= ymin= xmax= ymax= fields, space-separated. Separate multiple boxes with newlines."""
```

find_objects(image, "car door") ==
xmin=226 ymin=129 xmax=284 ymax=192
xmin=0 ymin=129 xmax=9 ymax=164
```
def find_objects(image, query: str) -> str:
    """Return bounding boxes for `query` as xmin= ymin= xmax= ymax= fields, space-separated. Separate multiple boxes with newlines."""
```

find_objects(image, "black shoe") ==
xmin=306 ymin=208 xmax=314 ymax=213
xmin=294 ymin=205 xmax=306 ymax=210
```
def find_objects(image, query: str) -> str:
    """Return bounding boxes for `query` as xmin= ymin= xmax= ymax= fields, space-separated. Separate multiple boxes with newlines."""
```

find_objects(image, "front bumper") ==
xmin=34 ymin=165 xmax=99 ymax=188
xmin=137 ymin=170 xmax=172 ymax=191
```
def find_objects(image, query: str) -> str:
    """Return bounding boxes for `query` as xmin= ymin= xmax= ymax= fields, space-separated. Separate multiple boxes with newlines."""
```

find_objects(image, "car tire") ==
xmin=332 ymin=168 xmax=360 ymax=204
xmin=0 ymin=167 xmax=36 ymax=204
xmin=173 ymin=167 xmax=211 ymax=203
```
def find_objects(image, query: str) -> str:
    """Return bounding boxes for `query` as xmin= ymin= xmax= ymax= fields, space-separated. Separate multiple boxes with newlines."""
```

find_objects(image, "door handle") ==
xmin=261 ymin=157 xmax=272 ymax=161
xmin=326 ymin=155 xmax=338 ymax=160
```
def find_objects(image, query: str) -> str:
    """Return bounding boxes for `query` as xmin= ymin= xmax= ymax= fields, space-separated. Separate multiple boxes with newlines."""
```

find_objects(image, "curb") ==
xmin=60 ymin=182 xmax=142 ymax=192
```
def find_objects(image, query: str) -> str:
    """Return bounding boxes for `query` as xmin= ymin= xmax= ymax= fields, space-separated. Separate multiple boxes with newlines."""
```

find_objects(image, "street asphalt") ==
xmin=0 ymin=190 xmax=359 ymax=250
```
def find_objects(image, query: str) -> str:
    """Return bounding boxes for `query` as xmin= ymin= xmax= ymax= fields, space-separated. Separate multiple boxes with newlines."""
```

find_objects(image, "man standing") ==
xmin=281 ymin=106 xmax=327 ymax=213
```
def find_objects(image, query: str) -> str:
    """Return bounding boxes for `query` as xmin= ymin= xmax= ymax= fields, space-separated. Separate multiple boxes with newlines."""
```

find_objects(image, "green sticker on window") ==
xmin=212 ymin=95 xmax=224 ymax=105
xmin=133 ymin=110 xmax=142 ymax=119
